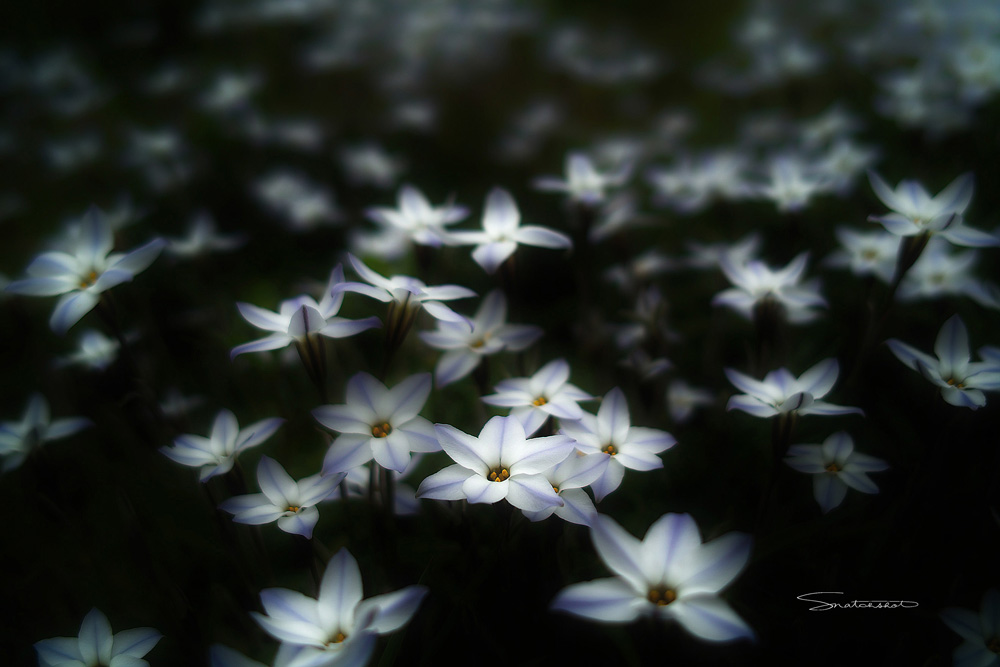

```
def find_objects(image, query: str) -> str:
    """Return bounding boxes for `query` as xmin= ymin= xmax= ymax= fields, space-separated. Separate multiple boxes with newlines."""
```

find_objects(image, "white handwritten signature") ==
xmin=797 ymin=592 xmax=918 ymax=611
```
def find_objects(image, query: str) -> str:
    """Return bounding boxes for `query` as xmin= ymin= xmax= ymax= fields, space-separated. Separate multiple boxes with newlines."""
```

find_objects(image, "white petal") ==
xmin=257 ymin=456 xmax=296 ymax=506
xmin=415 ymin=464 xmax=474 ymax=500
xmin=590 ymin=514 xmax=647 ymax=595
xmin=666 ymin=595 xmax=754 ymax=642
xmin=50 ymin=291 xmax=100 ymax=335
xmin=550 ymin=578 xmax=644 ymax=622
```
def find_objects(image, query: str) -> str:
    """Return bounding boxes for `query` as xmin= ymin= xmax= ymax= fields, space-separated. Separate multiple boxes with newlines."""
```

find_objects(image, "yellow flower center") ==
xmin=487 ymin=467 xmax=510 ymax=482
xmin=552 ymin=485 xmax=560 ymax=494
xmin=860 ymin=248 xmax=878 ymax=261
xmin=325 ymin=632 xmax=347 ymax=646
xmin=602 ymin=444 xmax=618 ymax=456
xmin=371 ymin=422 xmax=392 ymax=438
xmin=647 ymin=587 xmax=677 ymax=606
xmin=78 ymin=270 xmax=99 ymax=289
xmin=946 ymin=378 xmax=965 ymax=388
xmin=824 ymin=463 xmax=840 ymax=473
xmin=532 ymin=396 xmax=548 ymax=406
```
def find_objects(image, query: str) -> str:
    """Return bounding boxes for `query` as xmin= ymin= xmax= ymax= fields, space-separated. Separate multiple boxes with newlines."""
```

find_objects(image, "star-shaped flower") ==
xmin=160 ymin=409 xmax=284 ymax=481
xmin=35 ymin=608 xmax=161 ymax=667
xmin=219 ymin=456 xmax=344 ymax=538
xmin=0 ymin=393 xmax=90 ymax=473
xmin=450 ymin=188 xmax=572 ymax=274
xmin=725 ymin=358 xmax=862 ymax=418
xmin=521 ymin=453 xmax=609 ymax=526
xmin=5 ymin=205 xmax=166 ymax=333
xmin=712 ymin=252 xmax=827 ymax=324
xmin=784 ymin=431 xmax=889 ymax=513
xmin=365 ymin=184 xmax=468 ymax=247
xmin=533 ymin=152 xmax=630 ymax=206
xmin=481 ymin=358 xmax=594 ymax=435
xmin=313 ymin=372 xmax=439 ymax=474
xmin=551 ymin=513 xmax=754 ymax=642
xmin=941 ymin=589 xmax=1000 ymax=667
xmin=416 ymin=415 xmax=574 ymax=511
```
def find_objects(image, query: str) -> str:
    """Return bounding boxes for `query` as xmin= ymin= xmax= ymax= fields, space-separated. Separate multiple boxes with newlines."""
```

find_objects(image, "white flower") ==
xmin=253 ymin=549 xmax=427 ymax=667
xmin=160 ymin=409 xmax=283 ymax=481
xmin=941 ymin=589 xmax=1000 ymax=667
xmin=666 ymin=379 xmax=714 ymax=424
xmin=57 ymin=329 xmax=121 ymax=371
xmin=898 ymin=239 xmax=1000 ymax=309
xmin=868 ymin=171 xmax=998 ymax=247
xmin=418 ymin=290 xmax=542 ymax=387
xmin=521 ymin=453 xmax=608 ymax=526
xmin=725 ymin=358 xmax=863 ymax=418
xmin=755 ymin=154 xmax=831 ymax=213
xmin=533 ymin=152 xmax=630 ymax=205
xmin=551 ymin=513 xmax=754 ymax=642
xmin=0 ymin=393 xmax=90 ymax=473
xmin=887 ymin=315 xmax=1000 ymax=409
xmin=784 ymin=432 xmax=889 ymax=513
xmin=450 ymin=188 xmax=572 ymax=274
xmin=231 ymin=265 xmax=380 ymax=358
xmin=166 ymin=211 xmax=246 ymax=259
xmin=255 ymin=170 xmax=340 ymax=231
xmin=559 ymin=387 xmax=676 ymax=501
xmin=5 ymin=206 xmax=166 ymax=334
xmin=825 ymin=227 xmax=898 ymax=283
xmin=339 ymin=144 xmax=405 ymax=189
xmin=365 ymin=184 xmax=468 ymax=247
xmin=219 ymin=456 xmax=344 ymax=538
xmin=712 ymin=252 xmax=827 ymax=324
xmin=481 ymin=358 xmax=594 ymax=435
xmin=35 ymin=608 xmax=161 ymax=667
xmin=314 ymin=372 xmax=439 ymax=474
xmin=416 ymin=415 xmax=574 ymax=512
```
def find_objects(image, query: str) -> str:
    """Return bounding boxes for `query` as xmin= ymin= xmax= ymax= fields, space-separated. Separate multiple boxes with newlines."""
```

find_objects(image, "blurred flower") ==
xmin=365 ymin=184 xmax=468 ymax=248
xmin=231 ymin=265 xmax=380 ymax=359
xmin=825 ymin=227 xmax=898 ymax=283
xmin=200 ymin=70 xmax=261 ymax=112
xmin=0 ymin=393 xmax=90 ymax=473
xmin=647 ymin=150 xmax=752 ymax=214
xmin=887 ymin=315 xmax=1000 ymax=409
xmin=725 ymin=358 xmax=862 ymax=418
xmin=5 ymin=206 xmax=166 ymax=334
xmin=342 ymin=457 xmax=424 ymax=515
xmin=560 ymin=387 xmax=676 ymax=501
xmin=551 ymin=513 xmax=754 ymax=642
xmin=533 ymin=152 xmax=630 ymax=206
xmin=898 ymin=239 xmax=1000 ymax=309
xmin=521 ymin=452 xmax=608 ymax=526
xmin=481 ymin=358 xmax=594 ymax=435
xmin=451 ymin=188 xmax=571 ymax=274
xmin=253 ymin=549 xmax=427 ymax=667
xmin=666 ymin=379 xmax=714 ymax=424
xmin=713 ymin=252 xmax=826 ymax=324
xmin=941 ymin=589 xmax=1000 ymax=667
xmin=785 ymin=432 xmax=888 ymax=513
xmin=685 ymin=233 xmax=761 ymax=270
xmin=161 ymin=409 xmax=283 ymax=482
xmin=419 ymin=290 xmax=542 ymax=387
xmin=755 ymin=154 xmax=831 ymax=213
xmin=57 ymin=329 xmax=121 ymax=371
xmin=255 ymin=170 xmax=340 ymax=231
xmin=339 ymin=144 xmax=405 ymax=189
xmin=166 ymin=212 xmax=246 ymax=259
xmin=417 ymin=415 xmax=573 ymax=511
xmin=314 ymin=372 xmax=438 ymax=474
xmin=35 ymin=607 xmax=161 ymax=667
xmin=219 ymin=456 xmax=344 ymax=538
xmin=868 ymin=171 xmax=998 ymax=247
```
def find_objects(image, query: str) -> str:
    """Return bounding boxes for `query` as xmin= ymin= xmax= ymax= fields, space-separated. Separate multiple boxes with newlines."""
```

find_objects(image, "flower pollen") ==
xmin=532 ymin=396 xmax=548 ymax=406
xmin=371 ymin=422 xmax=393 ymax=438
xmin=78 ymin=270 xmax=99 ymax=289
xmin=602 ymin=443 xmax=618 ymax=456
xmin=824 ymin=462 xmax=840 ymax=473
xmin=487 ymin=467 xmax=510 ymax=482
xmin=325 ymin=631 xmax=347 ymax=646
xmin=648 ymin=587 xmax=677 ymax=606
xmin=946 ymin=378 xmax=965 ymax=388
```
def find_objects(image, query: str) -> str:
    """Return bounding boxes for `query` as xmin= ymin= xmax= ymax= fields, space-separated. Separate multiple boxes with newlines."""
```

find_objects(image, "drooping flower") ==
xmin=725 ymin=358 xmax=862 ymax=418
xmin=450 ymin=188 xmax=572 ymax=274
xmin=940 ymin=589 xmax=1000 ymax=667
xmin=230 ymin=264 xmax=380 ymax=359
xmin=481 ymin=358 xmax=594 ymax=435
xmin=160 ymin=409 xmax=284 ymax=481
xmin=712 ymin=252 xmax=827 ymax=324
xmin=559 ymin=387 xmax=676 ymax=501
xmin=416 ymin=415 xmax=574 ymax=511
xmin=551 ymin=513 xmax=754 ymax=642
xmin=5 ymin=205 xmax=166 ymax=334
xmin=887 ymin=314 xmax=1000 ymax=409
xmin=219 ymin=456 xmax=344 ymax=538
xmin=314 ymin=372 xmax=439 ymax=474
xmin=784 ymin=431 xmax=889 ymax=513
xmin=0 ymin=393 xmax=90 ymax=473
xmin=35 ymin=607 xmax=161 ymax=667
xmin=418 ymin=290 xmax=542 ymax=387
xmin=253 ymin=549 xmax=427 ymax=667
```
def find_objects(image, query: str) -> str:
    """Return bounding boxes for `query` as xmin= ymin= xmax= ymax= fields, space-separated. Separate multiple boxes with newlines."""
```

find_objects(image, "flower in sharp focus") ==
xmin=416 ymin=415 xmax=574 ymax=512
xmin=941 ymin=589 xmax=1000 ymax=667
xmin=481 ymin=358 xmax=594 ymax=435
xmin=712 ymin=252 xmax=827 ymax=324
xmin=784 ymin=431 xmax=888 ymax=513
xmin=231 ymin=264 xmax=381 ymax=359
xmin=253 ymin=548 xmax=427 ymax=667
xmin=160 ymin=409 xmax=283 ymax=481
xmin=314 ymin=372 xmax=439 ymax=474
xmin=867 ymin=171 xmax=999 ymax=247
xmin=559 ymin=387 xmax=677 ymax=502
xmin=0 ymin=393 xmax=90 ymax=473
xmin=551 ymin=513 xmax=754 ymax=642
xmin=35 ymin=607 xmax=161 ymax=667
xmin=5 ymin=205 xmax=166 ymax=334
xmin=419 ymin=290 xmax=542 ymax=388
xmin=365 ymin=184 xmax=468 ymax=248
xmin=725 ymin=358 xmax=863 ymax=418
xmin=450 ymin=187 xmax=572 ymax=274
xmin=219 ymin=456 xmax=344 ymax=538
xmin=533 ymin=151 xmax=631 ymax=206
xmin=887 ymin=314 xmax=1000 ymax=409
